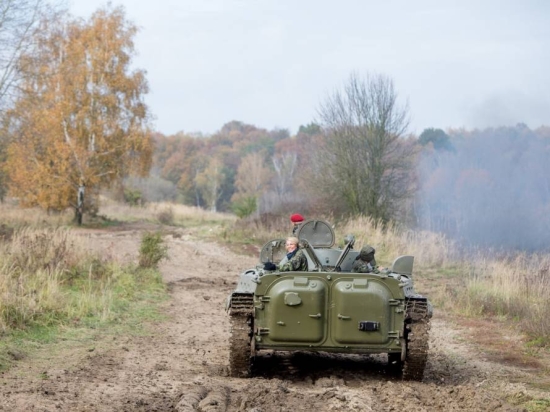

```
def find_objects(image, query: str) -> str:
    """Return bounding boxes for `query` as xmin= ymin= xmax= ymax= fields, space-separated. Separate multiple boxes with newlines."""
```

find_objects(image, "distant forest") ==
xmin=130 ymin=121 xmax=550 ymax=251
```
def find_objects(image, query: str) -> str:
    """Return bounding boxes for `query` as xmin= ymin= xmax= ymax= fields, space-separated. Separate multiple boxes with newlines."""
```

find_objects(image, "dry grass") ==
xmin=0 ymin=228 xmax=86 ymax=331
xmin=6 ymin=227 xmax=87 ymax=273
xmin=98 ymin=197 xmax=236 ymax=229
xmin=0 ymin=226 xmax=163 ymax=335
xmin=0 ymin=201 xmax=73 ymax=228
xmin=230 ymin=214 xmax=291 ymax=245
xmin=462 ymin=254 xmax=550 ymax=342
xmin=338 ymin=216 xmax=458 ymax=268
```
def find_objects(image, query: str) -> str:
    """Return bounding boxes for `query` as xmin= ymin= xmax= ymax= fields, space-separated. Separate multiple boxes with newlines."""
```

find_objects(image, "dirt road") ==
xmin=0 ymin=226 xmax=545 ymax=411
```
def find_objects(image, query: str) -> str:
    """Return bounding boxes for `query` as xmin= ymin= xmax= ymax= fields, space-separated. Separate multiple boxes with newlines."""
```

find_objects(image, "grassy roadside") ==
xmin=0 ymin=204 xmax=169 ymax=371
xmin=0 ymin=199 xmax=235 ymax=377
xmin=0 ymin=275 xmax=167 ymax=372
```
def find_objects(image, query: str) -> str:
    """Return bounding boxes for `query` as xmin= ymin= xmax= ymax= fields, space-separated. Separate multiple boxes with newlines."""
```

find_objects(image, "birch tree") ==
xmin=194 ymin=156 xmax=225 ymax=212
xmin=232 ymin=152 xmax=271 ymax=216
xmin=272 ymin=151 xmax=296 ymax=199
xmin=5 ymin=6 xmax=152 ymax=216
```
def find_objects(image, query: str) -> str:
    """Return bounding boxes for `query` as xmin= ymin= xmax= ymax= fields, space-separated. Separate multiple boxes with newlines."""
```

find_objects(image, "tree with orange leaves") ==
xmin=4 ymin=6 xmax=152 ymax=219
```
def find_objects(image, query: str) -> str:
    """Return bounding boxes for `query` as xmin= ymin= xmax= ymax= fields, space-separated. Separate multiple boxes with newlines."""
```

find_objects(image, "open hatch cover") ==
xmin=296 ymin=219 xmax=335 ymax=248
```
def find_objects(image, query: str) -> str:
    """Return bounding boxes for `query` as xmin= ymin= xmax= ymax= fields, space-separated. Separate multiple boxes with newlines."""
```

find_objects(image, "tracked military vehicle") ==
xmin=226 ymin=219 xmax=432 ymax=380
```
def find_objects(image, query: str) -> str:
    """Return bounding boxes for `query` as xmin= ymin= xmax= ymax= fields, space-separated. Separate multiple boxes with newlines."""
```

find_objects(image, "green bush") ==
xmin=124 ymin=188 xmax=143 ymax=206
xmin=231 ymin=196 xmax=257 ymax=219
xmin=138 ymin=232 xmax=168 ymax=268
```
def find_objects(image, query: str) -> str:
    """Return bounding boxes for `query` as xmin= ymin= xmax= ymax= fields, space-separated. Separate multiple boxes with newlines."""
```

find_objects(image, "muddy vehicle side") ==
xmin=227 ymin=220 xmax=432 ymax=380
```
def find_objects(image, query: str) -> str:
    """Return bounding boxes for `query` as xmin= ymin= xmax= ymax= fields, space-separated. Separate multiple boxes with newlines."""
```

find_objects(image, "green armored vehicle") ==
xmin=226 ymin=220 xmax=432 ymax=380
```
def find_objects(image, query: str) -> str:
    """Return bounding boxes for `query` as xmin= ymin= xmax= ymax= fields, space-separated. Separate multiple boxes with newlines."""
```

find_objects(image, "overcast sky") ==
xmin=69 ymin=0 xmax=550 ymax=136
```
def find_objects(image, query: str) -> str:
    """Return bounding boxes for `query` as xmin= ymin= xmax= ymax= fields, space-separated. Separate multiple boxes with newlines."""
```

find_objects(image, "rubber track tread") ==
xmin=228 ymin=293 xmax=254 ymax=378
xmin=402 ymin=299 xmax=430 ymax=381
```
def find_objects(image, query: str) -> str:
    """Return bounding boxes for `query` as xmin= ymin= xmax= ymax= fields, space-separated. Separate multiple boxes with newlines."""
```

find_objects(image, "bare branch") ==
xmin=0 ymin=0 xmax=66 ymax=110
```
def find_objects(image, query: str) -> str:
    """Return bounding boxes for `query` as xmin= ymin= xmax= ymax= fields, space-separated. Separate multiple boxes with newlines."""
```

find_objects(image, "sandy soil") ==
xmin=0 ymin=224 xmax=547 ymax=411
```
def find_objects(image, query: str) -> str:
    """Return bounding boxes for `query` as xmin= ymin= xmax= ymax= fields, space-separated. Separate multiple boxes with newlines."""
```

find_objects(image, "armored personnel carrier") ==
xmin=226 ymin=219 xmax=432 ymax=380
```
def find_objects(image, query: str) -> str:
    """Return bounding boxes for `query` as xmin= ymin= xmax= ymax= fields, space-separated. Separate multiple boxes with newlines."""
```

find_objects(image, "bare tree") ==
xmin=315 ymin=72 xmax=415 ymax=222
xmin=0 ymin=0 xmax=63 ymax=110
xmin=272 ymin=151 xmax=297 ymax=199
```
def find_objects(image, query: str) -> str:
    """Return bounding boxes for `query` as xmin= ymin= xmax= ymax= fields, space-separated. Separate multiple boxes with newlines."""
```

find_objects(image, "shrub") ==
xmin=156 ymin=207 xmax=174 ymax=225
xmin=138 ymin=232 xmax=168 ymax=268
xmin=124 ymin=188 xmax=143 ymax=206
xmin=231 ymin=196 xmax=257 ymax=219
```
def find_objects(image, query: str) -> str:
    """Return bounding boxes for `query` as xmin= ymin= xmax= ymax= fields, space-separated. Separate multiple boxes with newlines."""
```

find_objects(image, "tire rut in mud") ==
xmin=175 ymin=386 xmax=229 ymax=412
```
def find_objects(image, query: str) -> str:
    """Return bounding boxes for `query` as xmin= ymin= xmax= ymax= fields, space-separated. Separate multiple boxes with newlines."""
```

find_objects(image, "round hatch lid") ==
xmin=259 ymin=238 xmax=287 ymax=263
xmin=296 ymin=219 xmax=335 ymax=248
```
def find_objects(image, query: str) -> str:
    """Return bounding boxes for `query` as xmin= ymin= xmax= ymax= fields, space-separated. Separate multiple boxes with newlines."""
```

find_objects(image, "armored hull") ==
xmin=227 ymin=220 xmax=432 ymax=380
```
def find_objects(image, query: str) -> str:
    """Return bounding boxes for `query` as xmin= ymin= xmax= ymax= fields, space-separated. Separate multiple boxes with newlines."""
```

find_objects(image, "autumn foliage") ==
xmin=4 ymin=6 xmax=152 ymax=212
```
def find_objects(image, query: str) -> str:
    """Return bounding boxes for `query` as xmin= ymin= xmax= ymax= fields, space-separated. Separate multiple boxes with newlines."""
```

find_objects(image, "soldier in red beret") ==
xmin=290 ymin=213 xmax=304 ymax=235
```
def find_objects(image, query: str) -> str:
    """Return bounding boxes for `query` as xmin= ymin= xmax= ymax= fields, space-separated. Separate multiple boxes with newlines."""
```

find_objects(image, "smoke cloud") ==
xmin=416 ymin=124 xmax=550 ymax=251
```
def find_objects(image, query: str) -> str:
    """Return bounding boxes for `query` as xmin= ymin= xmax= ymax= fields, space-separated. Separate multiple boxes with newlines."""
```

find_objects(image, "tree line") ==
xmin=145 ymin=73 xmax=419 ymax=226
xmin=147 ymin=117 xmax=550 ymax=251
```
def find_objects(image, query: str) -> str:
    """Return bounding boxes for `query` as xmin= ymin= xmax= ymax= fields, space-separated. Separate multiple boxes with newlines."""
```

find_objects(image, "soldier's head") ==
xmin=290 ymin=214 xmax=304 ymax=235
xmin=359 ymin=245 xmax=376 ymax=264
xmin=285 ymin=236 xmax=299 ymax=253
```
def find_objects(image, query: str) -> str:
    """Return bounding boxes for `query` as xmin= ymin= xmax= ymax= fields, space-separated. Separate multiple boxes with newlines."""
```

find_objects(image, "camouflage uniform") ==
xmin=352 ymin=245 xmax=380 ymax=274
xmin=279 ymin=248 xmax=309 ymax=272
xmin=351 ymin=259 xmax=379 ymax=274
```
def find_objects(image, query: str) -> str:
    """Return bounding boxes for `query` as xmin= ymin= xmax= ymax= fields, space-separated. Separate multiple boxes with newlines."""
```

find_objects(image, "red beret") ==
xmin=290 ymin=213 xmax=304 ymax=223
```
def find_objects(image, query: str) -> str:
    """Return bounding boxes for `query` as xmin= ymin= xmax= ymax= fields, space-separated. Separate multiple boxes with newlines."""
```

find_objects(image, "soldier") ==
xmin=290 ymin=213 xmax=304 ymax=235
xmin=352 ymin=245 xmax=380 ymax=273
xmin=263 ymin=236 xmax=308 ymax=272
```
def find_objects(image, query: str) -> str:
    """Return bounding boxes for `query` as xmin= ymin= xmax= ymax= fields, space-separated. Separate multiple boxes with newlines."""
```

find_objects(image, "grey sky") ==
xmin=69 ymin=0 xmax=550 ymax=136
